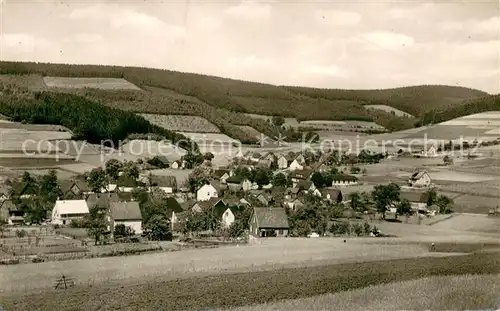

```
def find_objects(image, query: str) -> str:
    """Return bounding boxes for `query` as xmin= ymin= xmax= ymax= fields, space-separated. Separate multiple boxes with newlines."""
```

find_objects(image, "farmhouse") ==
xmin=165 ymin=197 xmax=184 ymax=228
xmin=196 ymin=183 xmax=220 ymax=201
xmin=12 ymin=182 xmax=37 ymax=199
xmin=284 ymin=198 xmax=305 ymax=211
xmin=249 ymin=207 xmax=289 ymax=237
xmin=108 ymin=201 xmax=142 ymax=235
xmin=288 ymin=159 xmax=304 ymax=171
xmin=400 ymin=190 xmax=430 ymax=212
xmin=226 ymin=175 xmax=253 ymax=192
xmin=331 ymin=174 xmax=358 ymax=186
xmin=422 ymin=145 xmax=438 ymax=157
xmin=250 ymin=152 xmax=261 ymax=162
xmin=297 ymin=180 xmax=321 ymax=196
xmin=59 ymin=179 xmax=91 ymax=198
xmin=321 ymin=188 xmax=343 ymax=203
xmin=408 ymin=170 xmax=432 ymax=188
xmin=289 ymin=169 xmax=313 ymax=185
xmin=51 ymin=200 xmax=89 ymax=225
xmin=277 ymin=154 xmax=292 ymax=169
xmin=214 ymin=204 xmax=239 ymax=228
xmin=171 ymin=160 xmax=186 ymax=170
xmin=149 ymin=175 xmax=177 ymax=193
xmin=0 ymin=200 xmax=24 ymax=225
xmin=262 ymin=152 xmax=276 ymax=163
xmin=255 ymin=192 xmax=274 ymax=206
xmin=116 ymin=175 xmax=140 ymax=192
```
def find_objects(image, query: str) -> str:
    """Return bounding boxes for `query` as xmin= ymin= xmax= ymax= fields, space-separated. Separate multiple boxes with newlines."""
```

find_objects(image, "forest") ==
xmin=0 ymin=82 xmax=198 ymax=151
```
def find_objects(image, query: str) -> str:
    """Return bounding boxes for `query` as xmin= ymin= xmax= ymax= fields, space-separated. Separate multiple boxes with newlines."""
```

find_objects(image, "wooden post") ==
xmin=62 ymin=275 xmax=67 ymax=289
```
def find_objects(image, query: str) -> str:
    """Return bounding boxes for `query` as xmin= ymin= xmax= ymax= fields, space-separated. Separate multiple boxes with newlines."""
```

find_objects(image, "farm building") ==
xmin=255 ymin=192 xmax=274 ymax=206
xmin=0 ymin=200 xmax=24 ymax=225
xmin=250 ymin=152 xmax=261 ymax=162
xmin=321 ymin=188 xmax=343 ymax=203
xmin=214 ymin=204 xmax=240 ymax=228
xmin=165 ymin=197 xmax=184 ymax=226
xmin=331 ymin=174 xmax=358 ymax=186
xmin=400 ymin=190 xmax=430 ymax=212
xmin=197 ymin=183 xmax=220 ymax=201
xmin=108 ymin=202 xmax=142 ymax=235
xmin=289 ymin=169 xmax=313 ymax=185
xmin=226 ymin=175 xmax=253 ymax=192
xmin=51 ymin=200 xmax=89 ymax=225
xmin=116 ymin=175 xmax=140 ymax=192
xmin=284 ymin=198 xmax=305 ymax=211
xmin=408 ymin=170 xmax=432 ymax=188
xmin=249 ymin=207 xmax=289 ymax=237
xmin=296 ymin=180 xmax=321 ymax=196
xmin=149 ymin=175 xmax=177 ymax=193
xmin=59 ymin=179 xmax=91 ymax=198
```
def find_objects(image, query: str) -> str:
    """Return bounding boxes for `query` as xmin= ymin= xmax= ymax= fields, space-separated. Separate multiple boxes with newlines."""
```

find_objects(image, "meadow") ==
xmin=365 ymin=104 xmax=414 ymax=118
xmin=43 ymin=77 xmax=142 ymax=90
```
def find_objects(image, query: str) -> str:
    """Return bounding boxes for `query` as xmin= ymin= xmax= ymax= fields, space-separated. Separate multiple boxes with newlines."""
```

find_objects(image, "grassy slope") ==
xmin=2 ymin=252 xmax=499 ymax=310
xmin=0 ymin=61 xmax=489 ymax=135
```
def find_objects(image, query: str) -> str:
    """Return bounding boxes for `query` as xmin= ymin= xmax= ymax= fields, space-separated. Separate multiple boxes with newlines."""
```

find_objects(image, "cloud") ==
xmin=68 ymin=4 xmax=185 ymax=37
xmin=439 ymin=16 xmax=500 ymax=37
xmin=228 ymin=55 xmax=273 ymax=68
xmin=314 ymin=9 xmax=361 ymax=26
xmin=387 ymin=3 xmax=435 ymax=20
xmin=361 ymin=31 xmax=415 ymax=50
xmin=2 ymin=33 xmax=57 ymax=55
xmin=71 ymin=33 xmax=105 ymax=44
xmin=225 ymin=1 xmax=272 ymax=21
xmin=299 ymin=64 xmax=350 ymax=77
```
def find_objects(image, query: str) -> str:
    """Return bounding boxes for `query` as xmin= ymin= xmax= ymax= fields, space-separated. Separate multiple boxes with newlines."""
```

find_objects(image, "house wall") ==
xmin=242 ymin=180 xmax=253 ymax=192
xmin=222 ymin=209 xmax=235 ymax=228
xmin=171 ymin=162 xmax=179 ymax=169
xmin=197 ymin=185 xmax=218 ymax=201
xmin=118 ymin=187 xmax=135 ymax=193
xmin=289 ymin=160 xmax=303 ymax=171
xmin=249 ymin=214 xmax=259 ymax=236
xmin=220 ymin=174 xmax=229 ymax=184
xmin=277 ymin=157 xmax=288 ymax=169
xmin=114 ymin=220 xmax=143 ymax=234
xmin=227 ymin=183 xmax=242 ymax=192
xmin=160 ymin=186 xmax=174 ymax=194
xmin=331 ymin=180 xmax=358 ymax=186
xmin=413 ymin=174 xmax=431 ymax=187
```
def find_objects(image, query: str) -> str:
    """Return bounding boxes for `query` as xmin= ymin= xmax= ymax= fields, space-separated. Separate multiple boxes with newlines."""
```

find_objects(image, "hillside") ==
xmin=0 ymin=61 xmax=489 ymax=139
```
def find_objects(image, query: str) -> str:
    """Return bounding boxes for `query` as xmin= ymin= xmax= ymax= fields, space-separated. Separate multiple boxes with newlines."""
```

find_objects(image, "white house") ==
xmin=226 ymin=176 xmax=253 ymax=192
xmin=108 ymin=202 xmax=142 ymax=235
xmin=116 ymin=175 xmax=139 ymax=193
xmin=216 ymin=206 xmax=236 ymax=228
xmin=331 ymin=174 xmax=359 ymax=186
xmin=297 ymin=181 xmax=321 ymax=196
xmin=197 ymin=183 xmax=219 ymax=201
xmin=277 ymin=155 xmax=289 ymax=169
xmin=408 ymin=170 xmax=432 ymax=188
xmin=149 ymin=175 xmax=177 ymax=194
xmin=171 ymin=160 xmax=186 ymax=170
xmin=422 ymin=145 xmax=438 ymax=158
xmin=288 ymin=159 xmax=304 ymax=171
xmin=51 ymin=200 xmax=89 ymax=225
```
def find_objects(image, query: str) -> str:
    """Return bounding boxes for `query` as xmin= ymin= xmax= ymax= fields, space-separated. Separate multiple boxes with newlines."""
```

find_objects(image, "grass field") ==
xmin=232 ymin=273 xmax=500 ymax=311
xmin=178 ymin=132 xmax=239 ymax=144
xmin=365 ymin=104 xmax=414 ymax=118
xmin=43 ymin=77 xmax=141 ymax=90
xmin=139 ymin=113 xmax=220 ymax=133
xmin=1 ymin=252 xmax=499 ymax=311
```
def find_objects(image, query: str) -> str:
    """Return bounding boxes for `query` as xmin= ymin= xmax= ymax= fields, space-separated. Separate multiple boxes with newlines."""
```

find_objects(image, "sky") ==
xmin=1 ymin=0 xmax=499 ymax=93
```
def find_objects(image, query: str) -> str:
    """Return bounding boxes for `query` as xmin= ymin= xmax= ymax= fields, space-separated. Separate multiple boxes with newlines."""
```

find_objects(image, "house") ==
xmin=285 ymin=187 xmax=301 ymax=200
xmin=311 ymin=162 xmax=329 ymax=172
xmin=214 ymin=204 xmax=240 ymax=228
xmin=288 ymin=159 xmax=304 ymax=171
xmin=289 ymin=169 xmax=313 ymax=185
xmin=165 ymin=197 xmax=184 ymax=229
xmin=321 ymin=188 xmax=343 ymax=203
xmin=400 ymin=190 xmax=430 ymax=212
xmin=277 ymin=155 xmax=289 ymax=169
xmin=108 ymin=201 xmax=142 ymax=235
xmin=262 ymin=152 xmax=276 ymax=163
xmin=12 ymin=182 xmax=37 ymax=199
xmin=294 ymin=153 xmax=305 ymax=164
xmin=214 ymin=169 xmax=230 ymax=184
xmin=331 ymin=174 xmax=358 ymax=186
xmin=250 ymin=152 xmax=261 ymax=162
xmin=116 ymin=175 xmax=140 ymax=192
xmin=226 ymin=175 xmax=253 ymax=192
xmin=0 ymin=200 xmax=24 ymax=225
xmin=60 ymin=179 xmax=92 ymax=198
xmin=249 ymin=207 xmax=289 ymax=237
xmin=284 ymin=198 xmax=305 ymax=211
xmin=171 ymin=160 xmax=186 ymax=170
xmin=408 ymin=170 xmax=432 ymax=188
xmin=256 ymin=159 xmax=272 ymax=169
xmin=422 ymin=145 xmax=438 ymax=157
xmin=235 ymin=150 xmax=245 ymax=158
xmin=297 ymin=180 xmax=321 ymax=196
xmin=51 ymin=200 xmax=89 ymax=225
xmin=196 ymin=183 xmax=219 ymax=201
xmin=149 ymin=175 xmax=177 ymax=193
xmin=255 ymin=192 xmax=274 ymax=206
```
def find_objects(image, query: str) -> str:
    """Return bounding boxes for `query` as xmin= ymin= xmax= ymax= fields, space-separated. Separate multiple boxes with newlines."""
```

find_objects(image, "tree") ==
xmin=182 ymin=151 xmax=204 ymax=169
xmin=443 ymin=155 xmax=453 ymax=165
xmin=427 ymin=188 xmax=437 ymax=207
xmin=396 ymin=199 xmax=412 ymax=218
xmin=186 ymin=165 xmax=213 ymax=193
xmin=39 ymin=169 xmax=60 ymax=202
xmin=105 ymin=159 xmax=122 ymax=180
xmin=349 ymin=192 xmax=363 ymax=212
xmin=372 ymin=183 xmax=400 ymax=219
xmin=233 ymin=166 xmax=252 ymax=181
xmin=87 ymin=168 xmax=107 ymax=193
xmin=310 ymin=172 xmax=325 ymax=188
xmin=125 ymin=163 xmax=140 ymax=179
xmin=143 ymin=214 xmax=172 ymax=241
xmin=24 ymin=197 xmax=52 ymax=224
xmin=271 ymin=115 xmax=285 ymax=127
xmin=0 ymin=218 xmax=7 ymax=238
xmin=114 ymin=224 xmax=135 ymax=237
xmin=16 ymin=229 xmax=27 ymax=241
xmin=84 ymin=205 xmax=108 ymax=245
xmin=271 ymin=172 xmax=288 ymax=187
xmin=436 ymin=195 xmax=453 ymax=214
xmin=254 ymin=168 xmax=271 ymax=189
xmin=204 ymin=152 xmax=215 ymax=161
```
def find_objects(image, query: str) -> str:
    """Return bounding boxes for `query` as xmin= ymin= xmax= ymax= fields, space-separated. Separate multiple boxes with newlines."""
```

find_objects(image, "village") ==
xmin=0 ymin=143 xmax=461 ymax=261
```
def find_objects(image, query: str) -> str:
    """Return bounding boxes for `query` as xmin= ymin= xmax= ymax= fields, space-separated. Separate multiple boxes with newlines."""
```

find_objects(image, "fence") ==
xmin=53 ymin=275 xmax=75 ymax=290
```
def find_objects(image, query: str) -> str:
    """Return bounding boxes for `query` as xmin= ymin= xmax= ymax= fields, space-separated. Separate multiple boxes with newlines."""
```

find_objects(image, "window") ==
xmin=278 ymin=229 xmax=283 ymax=235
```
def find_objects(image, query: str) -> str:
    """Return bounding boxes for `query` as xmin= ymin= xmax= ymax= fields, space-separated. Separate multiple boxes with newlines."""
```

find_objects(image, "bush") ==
xmin=70 ymin=218 xmax=86 ymax=228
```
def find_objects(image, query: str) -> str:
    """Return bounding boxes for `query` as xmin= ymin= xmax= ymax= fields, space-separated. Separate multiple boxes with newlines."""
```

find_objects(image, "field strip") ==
xmin=2 ymin=252 xmax=499 ymax=311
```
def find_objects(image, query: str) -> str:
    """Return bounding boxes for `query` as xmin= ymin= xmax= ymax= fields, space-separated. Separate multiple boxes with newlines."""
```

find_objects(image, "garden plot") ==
xmin=364 ymin=104 xmax=414 ymax=118
xmin=451 ymin=195 xmax=500 ymax=214
xmin=147 ymin=168 xmax=192 ymax=185
xmin=43 ymin=77 xmax=141 ymax=90
xmin=430 ymin=170 xmax=497 ymax=183
xmin=139 ymin=114 xmax=220 ymax=133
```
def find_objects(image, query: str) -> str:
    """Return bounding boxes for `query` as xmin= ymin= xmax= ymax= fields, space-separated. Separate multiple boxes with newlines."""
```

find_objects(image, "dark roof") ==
xmin=74 ymin=179 xmax=90 ymax=192
xmin=400 ymin=190 xmax=429 ymax=203
xmin=410 ymin=170 xmax=428 ymax=180
xmin=110 ymin=202 xmax=142 ymax=221
xmin=150 ymin=175 xmax=177 ymax=188
xmin=252 ymin=207 xmax=289 ymax=229
xmin=288 ymin=187 xmax=300 ymax=194
xmin=210 ymin=180 xmax=228 ymax=192
xmin=165 ymin=197 xmax=184 ymax=214
xmin=214 ymin=204 xmax=241 ymax=218
xmin=213 ymin=169 xmax=230 ymax=179
xmin=180 ymin=199 xmax=197 ymax=211
xmin=225 ymin=175 xmax=247 ymax=184
xmin=297 ymin=180 xmax=313 ymax=190
xmin=87 ymin=192 xmax=132 ymax=209
xmin=60 ymin=179 xmax=90 ymax=193
xmin=252 ymin=152 xmax=261 ymax=159
xmin=321 ymin=188 xmax=342 ymax=200
xmin=331 ymin=174 xmax=358 ymax=181
xmin=116 ymin=175 xmax=138 ymax=187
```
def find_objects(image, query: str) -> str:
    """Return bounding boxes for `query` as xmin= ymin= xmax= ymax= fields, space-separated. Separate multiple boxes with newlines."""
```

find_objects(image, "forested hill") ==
xmin=0 ymin=61 xmax=491 ymax=139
